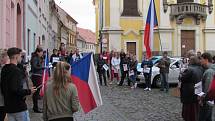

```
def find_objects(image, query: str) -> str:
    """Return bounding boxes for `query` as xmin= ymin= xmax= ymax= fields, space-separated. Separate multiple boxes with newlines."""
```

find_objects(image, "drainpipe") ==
xmin=23 ymin=0 xmax=26 ymax=56
xmin=99 ymin=0 xmax=104 ymax=54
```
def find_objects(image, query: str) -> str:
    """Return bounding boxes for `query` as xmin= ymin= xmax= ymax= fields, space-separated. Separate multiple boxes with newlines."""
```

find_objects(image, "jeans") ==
xmin=7 ymin=110 xmax=30 ymax=121
xmin=130 ymin=72 xmax=137 ymax=86
xmin=98 ymin=72 xmax=107 ymax=86
xmin=119 ymin=71 xmax=131 ymax=86
xmin=0 ymin=106 xmax=6 ymax=121
xmin=144 ymin=73 xmax=151 ymax=88
xmin=199 ymin=104 xmax=213 ymax=121
xmin=160 ymin=73 xmax=169 ymax=91
xmin=31 ymin=75 xmax=42 ymax=110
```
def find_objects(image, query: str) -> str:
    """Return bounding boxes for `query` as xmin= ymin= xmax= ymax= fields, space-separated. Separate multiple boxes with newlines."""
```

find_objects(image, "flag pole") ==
xmin=157 ymin=27 xmax=163 ymax=53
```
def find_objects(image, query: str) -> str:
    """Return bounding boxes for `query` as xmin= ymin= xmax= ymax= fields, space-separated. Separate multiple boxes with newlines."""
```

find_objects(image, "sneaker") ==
xmin=117 ymin=82 xmax=120 ymax=85
xmin=131 ymin=86 xmax=134 ymax=89
xmin=148 ymin=88 xmax=151 ymax=91
xmin=144 ymin=88 xmax=149 ymax=91
xmin=109 ymin=82 xmax=113 ymax=85
xmin=134 ymin=83 xmax=137 ymax=88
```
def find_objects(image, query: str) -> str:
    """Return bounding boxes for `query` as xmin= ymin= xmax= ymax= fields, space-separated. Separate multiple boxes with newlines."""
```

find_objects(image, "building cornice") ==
xmin=139 ymin=28 xmax=174 ymax=34
xmin=203 ymin=28 xmax=215 ymax=33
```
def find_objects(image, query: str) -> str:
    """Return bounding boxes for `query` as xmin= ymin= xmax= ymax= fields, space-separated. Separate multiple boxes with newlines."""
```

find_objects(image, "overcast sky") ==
xmin=54 ymin=0 xmax=95 ymax=32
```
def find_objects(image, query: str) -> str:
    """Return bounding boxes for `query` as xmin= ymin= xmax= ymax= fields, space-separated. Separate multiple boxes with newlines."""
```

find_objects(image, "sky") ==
xmin=54 ymin=0 xmax=95 ymax=32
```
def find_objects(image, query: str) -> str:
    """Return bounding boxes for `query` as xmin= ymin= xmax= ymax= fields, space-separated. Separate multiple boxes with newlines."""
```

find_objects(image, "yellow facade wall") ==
xmin=95 ymin=0 xmax=100 ymax=53
xmin=104 ymin=0 xmax=110 ymax=27
xmin=154 ymin=0 xmax=160 ymax=25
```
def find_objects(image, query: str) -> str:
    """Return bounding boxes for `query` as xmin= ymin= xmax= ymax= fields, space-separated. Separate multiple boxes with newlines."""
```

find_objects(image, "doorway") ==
xmin=181 ymin=30 xmax=195 ymax=57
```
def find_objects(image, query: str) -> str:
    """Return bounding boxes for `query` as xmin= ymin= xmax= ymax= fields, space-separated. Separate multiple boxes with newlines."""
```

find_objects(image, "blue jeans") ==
xmin=160 ymin=73 xmax=169 ymax=91
xmin=130 ymin=72 xmax=137 ymax=85
xmin=7 ymin=110 xmax=30 ymax=121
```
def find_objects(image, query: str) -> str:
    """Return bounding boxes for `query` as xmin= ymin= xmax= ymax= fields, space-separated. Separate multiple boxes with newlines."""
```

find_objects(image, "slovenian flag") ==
xmin=71 ymin=53 xmax=103 ymax=113
xmin=144 ymin=0 xmax=158 ymax=58
xmin=40 ymin=49 xmax=49 ymax=96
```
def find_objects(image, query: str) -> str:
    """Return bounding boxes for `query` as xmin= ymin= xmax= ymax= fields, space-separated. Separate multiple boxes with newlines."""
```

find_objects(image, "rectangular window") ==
xmin=122 ymin=0 xmax=140 ymax=16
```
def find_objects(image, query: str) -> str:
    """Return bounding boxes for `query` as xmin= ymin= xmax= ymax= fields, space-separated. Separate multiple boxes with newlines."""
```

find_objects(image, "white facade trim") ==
xmin=124 ymin=29 xmax=139 ymax=36
xmin=120 ymin=16 xmax=143 ymax=20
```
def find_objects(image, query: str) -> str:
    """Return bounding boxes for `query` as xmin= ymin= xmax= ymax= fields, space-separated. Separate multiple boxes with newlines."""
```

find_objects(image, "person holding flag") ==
xmin=30 ymin=47 xmax=44 ymax=113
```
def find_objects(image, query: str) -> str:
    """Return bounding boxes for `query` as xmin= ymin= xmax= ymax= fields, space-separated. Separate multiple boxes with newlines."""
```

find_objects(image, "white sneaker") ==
xmin=134 ymin=83 xmax=137 ymax=88
xmin=148 ymin=88 xmax=151 ymax=91
xmin=117 ymin=82 xmax=120 ymax=85
xmin=131 ymin=86 xmax=134 ymax=89
xmin=109 ymin=82 xmax=113 ymax=85
xmin=144 ymin=88 xmax=149 ymax=91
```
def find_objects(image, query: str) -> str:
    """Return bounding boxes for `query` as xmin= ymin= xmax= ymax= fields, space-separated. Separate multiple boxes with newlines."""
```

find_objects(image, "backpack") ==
xmin=206 ymin=75 xmax=215 ymax=101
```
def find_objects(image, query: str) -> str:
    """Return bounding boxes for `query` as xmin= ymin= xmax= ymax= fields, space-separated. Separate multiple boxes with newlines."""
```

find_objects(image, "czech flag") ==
xmin=40 ymin=49 xmax=49 ymax=96
xmin=71 ymin=53 xmax=103 ymax=113
xmin=144 ymin=0 xmax=158 ymax=58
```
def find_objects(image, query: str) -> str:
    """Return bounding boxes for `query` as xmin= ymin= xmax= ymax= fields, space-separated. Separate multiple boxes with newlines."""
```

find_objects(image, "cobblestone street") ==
xmin=29 ymin=85 xmax=215 ymax=121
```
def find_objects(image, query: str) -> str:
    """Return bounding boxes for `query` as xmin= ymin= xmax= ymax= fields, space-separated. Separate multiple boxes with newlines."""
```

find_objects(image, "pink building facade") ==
xmin=0 ymin=0 xmax=24 ymax=49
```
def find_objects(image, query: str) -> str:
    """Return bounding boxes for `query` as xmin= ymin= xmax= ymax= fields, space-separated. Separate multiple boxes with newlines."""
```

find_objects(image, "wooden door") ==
xmin=127 ymin=42 xmax=136 ymax=55
xmin=181 ymin=30 xmax=195 ymax=57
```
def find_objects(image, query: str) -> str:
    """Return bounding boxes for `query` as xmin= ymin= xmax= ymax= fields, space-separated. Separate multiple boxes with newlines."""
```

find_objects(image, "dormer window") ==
xmin=177 ymin=0 xmax=194 ymax=3
xmin=121 ymin=0 xmax=140 ymax=17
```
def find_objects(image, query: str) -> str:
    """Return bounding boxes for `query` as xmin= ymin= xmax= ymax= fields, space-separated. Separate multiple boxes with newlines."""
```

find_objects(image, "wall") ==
xmin=0 ymin=0 xmax=24 ymax=49
xmin=25 ymin=0 xmax=38 ymax=56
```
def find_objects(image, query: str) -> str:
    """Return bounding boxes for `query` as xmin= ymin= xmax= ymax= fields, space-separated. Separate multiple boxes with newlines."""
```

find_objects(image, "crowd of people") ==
xmin=0 ymin=45 xmax=215 ymax=121
xmin=96 ymin=50 xmax=139 ymax=89
xmin=179 ymin=51 xmax=215 ymax=121
xmin=0 ymin=46 xmax=81 ymax=121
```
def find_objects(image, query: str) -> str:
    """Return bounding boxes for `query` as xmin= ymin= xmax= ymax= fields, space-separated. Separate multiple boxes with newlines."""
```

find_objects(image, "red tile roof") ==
xmin=77 ymin=27 xmax=96 ymax=44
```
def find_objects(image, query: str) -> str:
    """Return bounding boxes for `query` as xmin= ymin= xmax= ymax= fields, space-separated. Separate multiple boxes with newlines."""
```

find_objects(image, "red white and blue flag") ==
xmin=144 ymin=0 xmax=158 ymax=58
xmin=71 ymin=53 xmax=103 ymax=113
xmin=40 ymin=49 xmax=49 ymax=96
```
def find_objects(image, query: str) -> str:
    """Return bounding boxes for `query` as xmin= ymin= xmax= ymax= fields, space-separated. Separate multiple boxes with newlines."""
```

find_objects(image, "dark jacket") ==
xmin=180 ymin=65 xmax=203 ymax=104
xmin=31 ymin=56 xmax=43 ymax=75
xmin=1 ymin=64 xmax=31 ymax=113
xmin=97 ymin=58 xmax=106 ymax=73
xmin=157 ymin=57 xmax=171 ymax=73
xmin=130 ymin=60 xmax=138 ymax=72
xmin=141 ymin=59 xmax=153 ymax=74
xmin=120 ymin=57 xmax=130 ymax=72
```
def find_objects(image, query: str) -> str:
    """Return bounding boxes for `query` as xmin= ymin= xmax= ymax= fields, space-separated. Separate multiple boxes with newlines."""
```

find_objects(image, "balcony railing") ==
xmin=170 ymin=3 xmax=207 ymax=16
xmin=170 ymin=3 xmax=207 ymax=24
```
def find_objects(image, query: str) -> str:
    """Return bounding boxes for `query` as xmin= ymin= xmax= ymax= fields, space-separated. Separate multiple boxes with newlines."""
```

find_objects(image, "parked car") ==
xmin=137 ymin=57 xmax=185 ymax=87
xmin=137 ymin=56 xmax=162 ymax=73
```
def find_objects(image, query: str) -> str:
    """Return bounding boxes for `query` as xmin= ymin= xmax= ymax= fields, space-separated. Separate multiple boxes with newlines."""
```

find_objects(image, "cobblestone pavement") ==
xmin=29 ymin=85 xmax=215 ymax=121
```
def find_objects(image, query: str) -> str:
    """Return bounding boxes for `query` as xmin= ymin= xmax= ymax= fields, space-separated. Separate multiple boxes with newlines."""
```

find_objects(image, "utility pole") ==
xmin=99 ymin=0 xmax=104 ymax=54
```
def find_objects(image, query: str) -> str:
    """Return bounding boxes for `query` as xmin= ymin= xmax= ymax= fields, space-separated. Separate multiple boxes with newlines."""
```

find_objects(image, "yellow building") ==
xmin=94 ymin=0 xmax=215 ymax=61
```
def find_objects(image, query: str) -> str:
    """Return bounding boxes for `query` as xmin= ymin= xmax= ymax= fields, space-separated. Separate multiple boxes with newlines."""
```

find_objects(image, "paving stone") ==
xmin=28 ymin=84 xmax=215 ymax=121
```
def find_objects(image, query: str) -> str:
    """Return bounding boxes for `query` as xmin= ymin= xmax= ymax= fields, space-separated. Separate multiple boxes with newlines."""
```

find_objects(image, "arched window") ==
xmin=122 ymin=0 xmax=140 ymax=16
xmin=177 ymin=0 xmax=194 ymax=3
